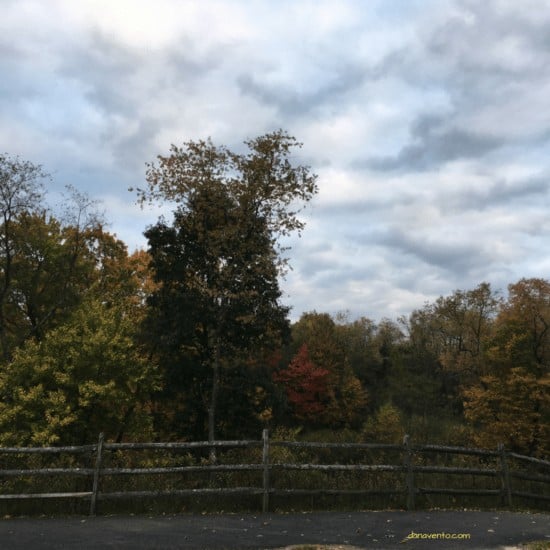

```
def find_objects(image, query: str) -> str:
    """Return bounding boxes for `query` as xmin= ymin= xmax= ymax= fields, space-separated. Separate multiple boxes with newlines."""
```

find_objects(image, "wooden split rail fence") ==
xmin=0 ymin=430 xmax=548 ymax=515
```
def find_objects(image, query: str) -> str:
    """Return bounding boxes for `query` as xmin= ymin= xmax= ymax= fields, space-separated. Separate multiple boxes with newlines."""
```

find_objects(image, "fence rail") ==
xmin=0 ymin=430 xmax=548 ymax=515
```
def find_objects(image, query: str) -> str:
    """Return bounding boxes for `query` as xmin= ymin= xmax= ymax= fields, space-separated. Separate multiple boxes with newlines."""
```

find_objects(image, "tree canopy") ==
xmin=138 ymin=131 xmax=317 ymax=441
xmin=0 ymin=147 xmax=547 ymax=459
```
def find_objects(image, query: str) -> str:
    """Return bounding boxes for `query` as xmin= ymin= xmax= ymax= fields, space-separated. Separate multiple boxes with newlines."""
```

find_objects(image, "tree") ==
xmin=0 ymin=157 xmax=115 ymax=361
xmin=334 ymin=315 xmax=403 ymax=413
xmin=463 ymin=278 xmax=550 ymax=456
xmin=0 ymin=209 xmax=142 ymax=358
xmin=0 ymin=155 xmax=47 ymax=360
xmin=137 ymin=131 xmax=317 ymax=442
xmin=0 ymin=297 xmax=159 ymax=446
xmin=361 ymin=402 xmax=404 ymax=444
xmin=397 ymin=283 xmax=501 ymax=425
xmin=274 ymin=344 xmax=330 ymax=424
xmin=290 ymin=312 xmax=368 ymax=428
xmin=8 ymin=212 xmax=94 ymax=344
xmin=410 ymin=283 xmax=500 ymax=381
xmin=463 ymin=367 xmax=550 ymax=456
xmin=488 ymin=278 xmax=550 ymax=374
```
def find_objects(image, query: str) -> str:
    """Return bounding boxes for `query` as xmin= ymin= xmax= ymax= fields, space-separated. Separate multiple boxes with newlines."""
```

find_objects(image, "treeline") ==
xmin=281 ymin=282 xmax=549 ymax=459
xmin=0 ymin=140 xmax=548 ymax=459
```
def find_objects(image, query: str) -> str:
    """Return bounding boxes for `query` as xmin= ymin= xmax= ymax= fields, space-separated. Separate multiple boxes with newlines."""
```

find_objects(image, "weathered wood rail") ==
xmin=0 ymin=430 xmax=548 ymax=515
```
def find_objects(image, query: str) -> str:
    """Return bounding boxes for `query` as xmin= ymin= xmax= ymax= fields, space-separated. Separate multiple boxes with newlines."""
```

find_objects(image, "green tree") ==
xmin=0 ymin=211 xmax=140 ymax=356
xmin=137 ymin=130 xmax=317 ymax=442
xmin=0 ymin=155 xmax=47 ymax=360
xmin=9 ymin=212 xmax=93 ymax=343
xmin=0 ymin=156 xmax=116 ymax=361
xmin=0 ymin=297 xmax=159 ymax=446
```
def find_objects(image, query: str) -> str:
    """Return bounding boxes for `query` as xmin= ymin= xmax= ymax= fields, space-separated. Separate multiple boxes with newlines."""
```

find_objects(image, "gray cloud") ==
xmin=367 ymin=116 xmax=503 ymax=171
xmin=2 ymin=0 xmax=550 ymax=322
xmin=59 ymin=31 xmax=141 ymax=116
xmin=357 ymin=1 xmax=550 ymax=173
xmin=237 ymin=62 xmax=367 ymax=118
xmin=378 ymin=228 xmax=486 ymax=275
xmin=442 ymin=176 xmax=549 ymax=213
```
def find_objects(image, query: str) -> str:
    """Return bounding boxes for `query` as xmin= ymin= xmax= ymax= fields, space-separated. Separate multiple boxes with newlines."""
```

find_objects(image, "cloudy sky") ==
xmin=2 ymin=0 xmax=550 ymax=322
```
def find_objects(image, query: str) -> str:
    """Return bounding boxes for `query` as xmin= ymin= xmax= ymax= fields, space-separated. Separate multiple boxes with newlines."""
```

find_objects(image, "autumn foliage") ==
xmin=273 ymin=344 xmax=329 ymax=423
xmin=0 ymin=151 xmax=548 ymax=460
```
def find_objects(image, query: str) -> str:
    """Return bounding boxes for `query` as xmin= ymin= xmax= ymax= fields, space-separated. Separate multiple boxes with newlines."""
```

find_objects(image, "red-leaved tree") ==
xmin=274 ymin=344 xmax=329 ymax=423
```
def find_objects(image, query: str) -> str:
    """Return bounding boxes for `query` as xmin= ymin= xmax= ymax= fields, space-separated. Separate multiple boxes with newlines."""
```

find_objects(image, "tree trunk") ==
xmin=208 ymin=326 xmax=220 ymax=463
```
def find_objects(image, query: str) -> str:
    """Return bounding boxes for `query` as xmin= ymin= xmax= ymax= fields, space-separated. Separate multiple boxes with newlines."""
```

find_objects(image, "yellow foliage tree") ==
xmin=361 ymin=402 xmax=404 ymax=444
xmin=463 ymin=368 xmax=550 ymax=456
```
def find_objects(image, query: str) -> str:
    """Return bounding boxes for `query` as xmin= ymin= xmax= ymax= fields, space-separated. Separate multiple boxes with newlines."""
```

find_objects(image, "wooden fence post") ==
xmin=89 ymin=432 xmax=104 ymax=516
xmin=262 ymin=429 xmax=270 ymax=513
xmin=403 ymin=434 xmax=415 ymax=511
xmin=498 ymin=443 xmax=512 ymax=508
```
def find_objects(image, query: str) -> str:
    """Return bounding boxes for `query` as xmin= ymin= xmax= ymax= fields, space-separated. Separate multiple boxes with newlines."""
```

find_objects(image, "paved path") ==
xmin=0 ymin=511 xmax=548 ymax=549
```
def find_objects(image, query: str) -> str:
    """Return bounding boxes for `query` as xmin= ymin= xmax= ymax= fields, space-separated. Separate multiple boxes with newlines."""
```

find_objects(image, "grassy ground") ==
xmin=522 ymin=542 xmax=550 ymax=550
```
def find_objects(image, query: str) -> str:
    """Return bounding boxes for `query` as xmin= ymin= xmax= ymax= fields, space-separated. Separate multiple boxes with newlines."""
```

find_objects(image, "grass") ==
xmin=522 ymin=542 xmax=550 ymax=550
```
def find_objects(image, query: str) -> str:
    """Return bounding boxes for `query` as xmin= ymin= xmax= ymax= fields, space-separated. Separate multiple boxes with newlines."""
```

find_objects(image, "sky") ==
xmin=2 ymin=0 xmax=550 ymax=322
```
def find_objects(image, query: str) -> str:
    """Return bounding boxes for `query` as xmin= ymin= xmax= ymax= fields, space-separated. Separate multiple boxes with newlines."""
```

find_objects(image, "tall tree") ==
xmin=0 ymin=155 xmax=47 ymax=359
xmin=463 ymin=278 xmax=550 ymax=456
xmin=0 ymin=210 xmax=133 ymax=356
xmin=412 ymin=283 xmax=500 ymax=380
xmin=489 ymin=278 xmax=550 ymax=373
xmin=137 ymin=131 xmax=317 ymax=442
xmin=334 ymin=315 xmax=402 ymax=413
xmin=0 ymin=157 xmax=113 ymax=360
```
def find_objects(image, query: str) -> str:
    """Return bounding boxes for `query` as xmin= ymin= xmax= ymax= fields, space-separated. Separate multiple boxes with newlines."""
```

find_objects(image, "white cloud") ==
xmin=2 ymin=0 xmax=550 ymax=322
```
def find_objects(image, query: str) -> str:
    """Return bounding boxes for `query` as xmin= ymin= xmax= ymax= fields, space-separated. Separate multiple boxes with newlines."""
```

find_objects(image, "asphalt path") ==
xmin=0 ymin=511 xmax=548 ymax=549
